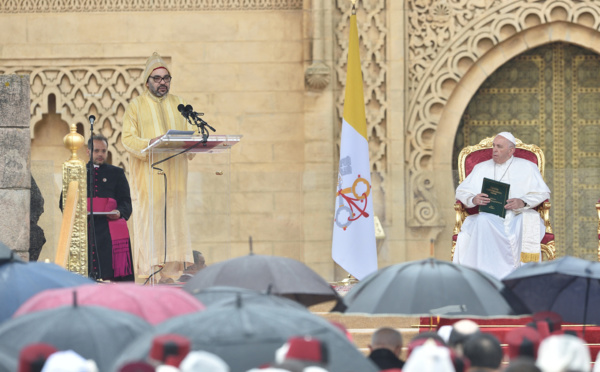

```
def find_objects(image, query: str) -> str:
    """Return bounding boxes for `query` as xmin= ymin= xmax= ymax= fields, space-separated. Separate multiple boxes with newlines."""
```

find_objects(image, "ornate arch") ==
xmin=0 ymin=59 xmax=147 ymax=170
xmin=407 ymin=0 xmax=600 ymax=227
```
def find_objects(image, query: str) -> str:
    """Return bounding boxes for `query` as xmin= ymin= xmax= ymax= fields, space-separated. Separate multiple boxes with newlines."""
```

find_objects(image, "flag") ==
xmin=332 ymin=10 xmax=377 ymax=281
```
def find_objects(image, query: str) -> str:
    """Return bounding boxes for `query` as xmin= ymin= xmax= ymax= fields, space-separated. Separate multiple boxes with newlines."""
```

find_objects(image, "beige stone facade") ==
xmin=3 ymin=0 xmax=600 ymax=281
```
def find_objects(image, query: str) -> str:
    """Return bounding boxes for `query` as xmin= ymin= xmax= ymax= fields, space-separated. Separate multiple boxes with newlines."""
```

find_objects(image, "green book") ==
xmin=479 ymin=177 xmax=510 ymax=218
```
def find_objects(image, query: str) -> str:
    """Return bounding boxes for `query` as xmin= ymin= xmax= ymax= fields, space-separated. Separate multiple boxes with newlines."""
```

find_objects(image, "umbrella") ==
xmin=189 ymin=286 xmax=307 ymax=310
xmin=343 ymin=258 xmax=530 ymax=316
xmin=14 ymin=283 xmax=205 ymax=325
xmin=183 ymin=254 xmax=343 ymax=309
xmin=0 ymin=349 xmax=12 ymax=372
xmin=0 ymin=261 xmax=94 ymax=323
xmin=112 ymin=301 xmax=378 ymax=372
xmin=0 ymin=241 xmax=22 ymax=264
xmin=503 ymin=256 xmax=600 ymax=325
xmin=0 ymin=303 xmax=152 ymax=372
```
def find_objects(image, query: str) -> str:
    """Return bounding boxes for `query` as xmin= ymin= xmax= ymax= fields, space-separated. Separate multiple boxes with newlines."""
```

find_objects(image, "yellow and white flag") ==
xmin=332 ymin=11 xmax=377 ymax=280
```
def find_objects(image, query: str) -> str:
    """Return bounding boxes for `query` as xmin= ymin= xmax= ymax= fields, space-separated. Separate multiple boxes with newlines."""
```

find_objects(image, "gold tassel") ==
xmin=521 ymin=252 xmax=540 ymax=263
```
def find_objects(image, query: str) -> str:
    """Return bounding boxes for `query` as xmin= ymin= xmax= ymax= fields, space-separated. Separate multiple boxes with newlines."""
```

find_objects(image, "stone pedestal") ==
xmin=0 ymin=75 xmax=31 ymax=259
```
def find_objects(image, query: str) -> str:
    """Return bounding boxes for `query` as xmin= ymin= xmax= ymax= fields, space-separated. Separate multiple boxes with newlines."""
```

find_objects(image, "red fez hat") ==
xmin=149 ymin=334 xmax=191 ymax=367
xmin=527 ymin=320 xmax=551 ymax=339
xmin=18 ymin=343 xmax=57 ymax=372
xmin=284 ymin=337 xmax=328 ymax=364
xmin=506 ymin=327 xmax=541 ymax=360
xmin=532 ymin=311 xmax=562 ymax=332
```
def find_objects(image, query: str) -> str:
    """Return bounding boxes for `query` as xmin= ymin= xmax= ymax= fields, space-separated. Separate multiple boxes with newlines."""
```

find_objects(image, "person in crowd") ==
xmin=367 ymin=327 xmax=405 ymax=370
xmin=536 ymin=334 xmax=590 ymax=372
xmin=453 ymin=132 xmax=551 ymax=279
xmin=448 ymin=319 xmax=480 ymax=357
xmin=18 ymin=343 xmax=57 ymax=372
xmin=403 ymin=339 xmax=455 ymax=372
xmin=505 ymin=358 xmax=542 ymax=372
xmin=505 ymin=327 xmax=541 ymax=362
xmin=179 ymin=351 xmax=229 ymax=372
xmin=462 ymin=332 xmax=503 ymax=372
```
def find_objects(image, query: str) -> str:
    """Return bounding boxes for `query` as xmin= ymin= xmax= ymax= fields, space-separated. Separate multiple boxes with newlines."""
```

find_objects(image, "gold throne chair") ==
xmin=451 ymin=137 xmax=556 ymax=261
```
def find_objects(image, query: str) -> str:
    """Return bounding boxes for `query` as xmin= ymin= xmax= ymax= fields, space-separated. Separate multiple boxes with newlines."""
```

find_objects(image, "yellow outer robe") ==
xmin=122 ymin=90 xmax=194 ymax=275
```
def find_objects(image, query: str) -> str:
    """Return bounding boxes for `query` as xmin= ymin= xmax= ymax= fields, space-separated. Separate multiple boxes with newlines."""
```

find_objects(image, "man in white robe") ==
xmin=453 ymin=132 xmax=551 ymax=279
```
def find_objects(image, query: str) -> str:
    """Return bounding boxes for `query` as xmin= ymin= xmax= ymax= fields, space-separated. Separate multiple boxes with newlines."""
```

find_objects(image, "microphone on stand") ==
xmin=177 ymin=104 xmax=191 ymax=119
xmin=89 ymin=115 xmax=96 ymax=129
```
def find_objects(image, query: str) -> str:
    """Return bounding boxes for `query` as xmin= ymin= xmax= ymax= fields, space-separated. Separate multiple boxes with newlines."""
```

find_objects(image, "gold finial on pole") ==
xmin=351 ymin=0 xmax=357 ymax=15
xmin=63 ymin=123 xmax=85 ymax=161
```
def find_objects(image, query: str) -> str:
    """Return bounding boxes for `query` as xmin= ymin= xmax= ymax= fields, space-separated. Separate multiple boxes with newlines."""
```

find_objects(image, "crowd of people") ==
xmin=13 ymin=311 xmax=600 ymax=372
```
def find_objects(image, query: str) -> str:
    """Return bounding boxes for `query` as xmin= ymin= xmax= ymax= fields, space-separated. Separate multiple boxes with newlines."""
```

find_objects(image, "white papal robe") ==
xmin=453 ymin=156 xmax=551 ymax=279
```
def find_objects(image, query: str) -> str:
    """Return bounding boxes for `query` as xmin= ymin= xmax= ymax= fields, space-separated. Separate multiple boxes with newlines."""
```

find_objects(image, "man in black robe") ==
xmin=61 ymin=135 xmax=134 ymax=281
xmin=87 ymin=135 xmax=134 ymax=281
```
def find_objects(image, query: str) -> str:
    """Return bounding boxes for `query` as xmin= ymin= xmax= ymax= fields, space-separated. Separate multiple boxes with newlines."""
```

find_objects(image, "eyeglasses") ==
xmin=148 ymin=75 xmax=172 ymax=83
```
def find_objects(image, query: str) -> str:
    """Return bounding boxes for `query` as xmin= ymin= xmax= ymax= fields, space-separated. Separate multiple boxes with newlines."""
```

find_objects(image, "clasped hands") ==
xmin=472 ymin=193 xmax=525 ymax=210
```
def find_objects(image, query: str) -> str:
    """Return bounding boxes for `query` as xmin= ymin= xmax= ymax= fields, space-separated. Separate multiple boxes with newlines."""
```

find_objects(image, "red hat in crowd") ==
xmin=278 ymin=336 xmax=328 ymax=365
xmin=149 ymin=334 xmax=191 ymax=367
xmin=506 ymin=327 xmax=542 ymax=360
xmin=18 ymin=343 xmax=57 ymax=372
xmin=532 ymin=311 xmax=562 ymax=333
xmin=527 ymin=320 xmax=551 ymax=339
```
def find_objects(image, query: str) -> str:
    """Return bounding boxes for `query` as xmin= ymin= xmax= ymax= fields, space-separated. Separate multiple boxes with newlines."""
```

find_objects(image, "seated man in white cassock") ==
xmin=453 ymin=132 xmax=551 ymax=279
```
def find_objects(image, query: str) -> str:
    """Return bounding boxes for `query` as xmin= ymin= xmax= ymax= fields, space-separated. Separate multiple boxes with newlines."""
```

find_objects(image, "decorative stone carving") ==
xmin=406 ymin=0 xmax=600 ymax=227
xmin=0 ymin=60 xmax=147 ymax=172
xmin=334 ymin=0 xmax=387 ymax=219
xmin=0 ymin=0 xmax=302 ymax=12
xmin=306 ymin=61 xmax=331 ymax=90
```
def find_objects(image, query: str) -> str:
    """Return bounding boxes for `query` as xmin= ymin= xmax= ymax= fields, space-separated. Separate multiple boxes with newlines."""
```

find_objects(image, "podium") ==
xmin=140 ymin=133 xmax=241 ymax=283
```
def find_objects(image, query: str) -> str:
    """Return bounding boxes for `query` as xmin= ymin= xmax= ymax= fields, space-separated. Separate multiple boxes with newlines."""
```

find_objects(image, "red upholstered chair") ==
xmin=451 ymin=137 xmax=556 ymax=261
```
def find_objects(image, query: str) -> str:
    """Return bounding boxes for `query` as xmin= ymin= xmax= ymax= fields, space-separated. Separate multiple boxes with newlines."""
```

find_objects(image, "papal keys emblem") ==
xmin=334 ymin=174 xmax=371 ymax=230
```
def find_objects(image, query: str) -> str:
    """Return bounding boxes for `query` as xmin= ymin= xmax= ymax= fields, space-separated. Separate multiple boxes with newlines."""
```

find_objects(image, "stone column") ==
xmin=0 ymin=75 xmax=31 ymax=260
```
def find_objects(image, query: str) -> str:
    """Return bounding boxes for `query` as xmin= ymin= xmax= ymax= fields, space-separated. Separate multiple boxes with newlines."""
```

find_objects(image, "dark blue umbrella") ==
xmin=182 ymin=254 xmax=344 ymax=309
xmin=0 ymin=304 xmax=152 ymax=372
xmin=343 ymin=258 xmax=530 ymax=316
xmin=0 ymin=261 xmax=94 ymax=323
xmin=187 ymin=286 xmax=307 ymax=310
xmin=112 ymin=301 xmax=378 ymax=372
xmin=503 ymin=256 xmax=600 ymax=325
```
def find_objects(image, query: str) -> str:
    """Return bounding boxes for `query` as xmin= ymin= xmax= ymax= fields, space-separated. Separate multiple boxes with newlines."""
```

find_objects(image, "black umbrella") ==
xmin=503 ymin=256 xmax=600 ymax=325
xmin=0 ymin=241 xmax=22 ymax=264
xmin=112 ymin=301 xmax=378 ymax=372
xmin=343 ymin=258 xmax=530 ymax=316
xmin=0 ymin=261 xmax=94 ymax=323
xmin=183 ymin=254 xmax=343 ymax=309
xmin=0 ymin=303 xmax=152 ymax=372
xmin=188 ymin=286 xmax=307 ymax=310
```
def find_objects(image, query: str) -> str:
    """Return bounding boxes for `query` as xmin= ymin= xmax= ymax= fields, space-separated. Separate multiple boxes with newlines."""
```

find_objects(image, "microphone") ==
xmin=88 ymin=115 xmax=96 ymax=125
xmin=177 ymin=104 xmax=190 ymax=119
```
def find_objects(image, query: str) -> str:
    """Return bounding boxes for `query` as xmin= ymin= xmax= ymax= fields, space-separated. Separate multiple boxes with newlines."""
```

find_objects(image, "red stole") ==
xmin=88 ymin=197 xmax=132 ymax=277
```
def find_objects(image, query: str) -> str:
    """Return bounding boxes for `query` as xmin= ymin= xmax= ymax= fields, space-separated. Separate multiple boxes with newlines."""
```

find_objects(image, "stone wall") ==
xmin=0 ymin=75 xmax=30 ymax=259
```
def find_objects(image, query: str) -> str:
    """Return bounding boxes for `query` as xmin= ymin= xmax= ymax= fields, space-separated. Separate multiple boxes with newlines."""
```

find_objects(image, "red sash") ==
xmin=88 ymin=197 xmax=132 ymax=277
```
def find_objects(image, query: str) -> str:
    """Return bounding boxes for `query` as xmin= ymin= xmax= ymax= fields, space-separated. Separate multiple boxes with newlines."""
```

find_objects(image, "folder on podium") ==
xmin=141 ymin=133 xmax=241 ymax=284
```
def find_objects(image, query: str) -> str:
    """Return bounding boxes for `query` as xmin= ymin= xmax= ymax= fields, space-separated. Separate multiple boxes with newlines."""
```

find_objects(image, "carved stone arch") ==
xmin=434 ymin=21 xmax=600 ymax=216
xmin=406 ymin=0 xmax=600 ymax=228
